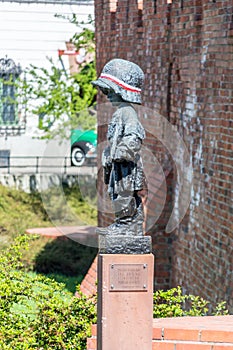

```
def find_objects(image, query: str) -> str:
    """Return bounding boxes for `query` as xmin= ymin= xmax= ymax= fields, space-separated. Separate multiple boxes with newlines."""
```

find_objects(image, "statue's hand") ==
xmin=114 ymin=149 xmax=127 ymax=161
xmin=113 ymin=135 xmax=142 ymax=161
xmin=114 ymin=147 xmax=134 ymax=162
xmin=102 ymin=146 xmax=112 ymax=167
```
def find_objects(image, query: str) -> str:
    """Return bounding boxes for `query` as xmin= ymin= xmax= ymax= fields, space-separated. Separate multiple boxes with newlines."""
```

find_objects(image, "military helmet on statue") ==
xmin=92 ymin=58 xmax=144 ymax=104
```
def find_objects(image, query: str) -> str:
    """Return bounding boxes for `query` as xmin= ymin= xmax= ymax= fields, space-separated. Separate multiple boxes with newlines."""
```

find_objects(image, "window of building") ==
xmin=0 ymin=149 xmax=10 ymax=168
xmin=0 ymin=58 xmax=22 ymax=126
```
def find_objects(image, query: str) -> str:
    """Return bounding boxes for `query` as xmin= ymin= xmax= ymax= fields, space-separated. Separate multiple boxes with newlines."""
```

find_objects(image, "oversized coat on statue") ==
xmin=102 ymin=103 xmax=145 ymax=207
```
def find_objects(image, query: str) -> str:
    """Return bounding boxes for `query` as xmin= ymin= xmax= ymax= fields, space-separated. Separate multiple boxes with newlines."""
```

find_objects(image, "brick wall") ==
xmin=94 ymin=0 xmax=233 ymax=312
xmin=87 ymin=315 xmax=233 ymax=350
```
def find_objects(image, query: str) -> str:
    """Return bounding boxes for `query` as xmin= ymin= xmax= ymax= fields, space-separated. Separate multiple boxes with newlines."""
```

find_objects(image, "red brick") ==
xmin=152 ymin=327 xmax=163 ymax=340
xmin=91 ymin=324 xmax=97 ymax=337
xmin=164 ymin=328 xmax=200 ymax=342
xmin=176 ymin=343 xmax=212 ymax=350
xmin=201 ymin=331 xmax=233 ymax=343
xmin=86 ymin=337 xmax=97 ymax=350
xmin=152 ymin=341 xmax=175 ymax=350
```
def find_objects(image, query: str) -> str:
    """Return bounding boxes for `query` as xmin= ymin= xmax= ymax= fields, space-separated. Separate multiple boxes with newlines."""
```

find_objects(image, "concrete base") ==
xmin=97 ymin=254 xmax=154 ymax=350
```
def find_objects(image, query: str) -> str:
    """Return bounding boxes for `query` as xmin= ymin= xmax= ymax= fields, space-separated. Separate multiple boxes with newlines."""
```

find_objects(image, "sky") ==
xmin=0 ymin=1 xmax=94 ymax=70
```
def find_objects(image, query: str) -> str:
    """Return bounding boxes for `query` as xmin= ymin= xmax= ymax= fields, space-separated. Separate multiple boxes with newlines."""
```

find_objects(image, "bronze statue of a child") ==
xmin=92 ymin=58 xmax=145 ymax=236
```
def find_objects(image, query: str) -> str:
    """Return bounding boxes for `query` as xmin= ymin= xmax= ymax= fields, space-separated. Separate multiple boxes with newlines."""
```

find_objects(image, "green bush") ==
xmin=153 ymin=286 xmax=229 ymax=318
xmin=0 ymin=236 xmax=97 ymax=349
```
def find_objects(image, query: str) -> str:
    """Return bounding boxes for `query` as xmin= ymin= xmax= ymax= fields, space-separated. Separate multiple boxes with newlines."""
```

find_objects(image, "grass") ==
xmin=0 ymin=185 xmax=50 ymax=248
xmin=0 ymin=183 xmax=98 ymax=292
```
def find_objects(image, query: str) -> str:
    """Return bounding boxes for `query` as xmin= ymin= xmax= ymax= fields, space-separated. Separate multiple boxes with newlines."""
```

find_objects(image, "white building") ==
xmin=0 ymin=0 xmax=94 ymax=167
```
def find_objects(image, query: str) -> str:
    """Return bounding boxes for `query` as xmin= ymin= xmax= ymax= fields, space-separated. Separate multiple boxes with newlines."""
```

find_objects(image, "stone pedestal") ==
xmin=98 ymin=234 xmax=152 ymax=254
xmin=97 ymin=253 xmax=154 ymax=350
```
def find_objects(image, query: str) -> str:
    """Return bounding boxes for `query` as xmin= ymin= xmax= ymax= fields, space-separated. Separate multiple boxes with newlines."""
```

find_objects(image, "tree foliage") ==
xmin=21 ymin=15 xmax=97 ymax=139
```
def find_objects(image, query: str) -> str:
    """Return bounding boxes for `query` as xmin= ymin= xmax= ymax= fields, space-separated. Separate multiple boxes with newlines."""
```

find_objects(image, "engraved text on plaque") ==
xmin=109 ymin=263 xmax=148 ymax=292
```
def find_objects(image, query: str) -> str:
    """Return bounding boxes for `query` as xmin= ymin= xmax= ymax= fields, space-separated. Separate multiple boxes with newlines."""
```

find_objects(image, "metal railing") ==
xmin=0 ymin=155 xmax=97 ymax=175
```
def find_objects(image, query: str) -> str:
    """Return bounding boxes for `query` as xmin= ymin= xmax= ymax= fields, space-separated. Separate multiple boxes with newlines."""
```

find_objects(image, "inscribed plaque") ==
xmin=109 ymin=263 xmax=148 ymax=292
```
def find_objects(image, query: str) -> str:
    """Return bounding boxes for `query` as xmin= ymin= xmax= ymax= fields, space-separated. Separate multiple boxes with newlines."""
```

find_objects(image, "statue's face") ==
xmin=107 ymin=90 xmax=124 ymax=106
